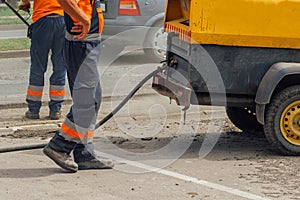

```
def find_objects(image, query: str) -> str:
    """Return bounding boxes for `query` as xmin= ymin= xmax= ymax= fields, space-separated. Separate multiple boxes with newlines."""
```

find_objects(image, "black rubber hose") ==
xmin=2 ymin=0 xmax=30 ymax=27
xmin=0 ymin=67 xmax=164 ymax=153
xmin=95 ymin=67 xmax=163 ymax=129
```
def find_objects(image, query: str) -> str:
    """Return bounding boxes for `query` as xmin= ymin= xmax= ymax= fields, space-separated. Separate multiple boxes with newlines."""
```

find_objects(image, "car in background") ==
xmin=101 ymin=0 xmax=167 ymax=62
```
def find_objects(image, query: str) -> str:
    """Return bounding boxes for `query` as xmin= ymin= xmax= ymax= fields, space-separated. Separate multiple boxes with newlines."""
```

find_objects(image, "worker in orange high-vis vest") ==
xmin=19 ymin=0 xmax=66 ymax=120
xmin=43 ymin=0 xmax=114 ymax=172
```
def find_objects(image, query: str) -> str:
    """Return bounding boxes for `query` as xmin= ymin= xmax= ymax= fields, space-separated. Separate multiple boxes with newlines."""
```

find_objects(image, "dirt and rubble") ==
xmin=0 ymin=97 xmax=300 ymax=199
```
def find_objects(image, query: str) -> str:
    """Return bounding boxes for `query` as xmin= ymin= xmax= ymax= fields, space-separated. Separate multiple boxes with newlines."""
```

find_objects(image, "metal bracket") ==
xmin=182 ymin=105 xmax=190 ymax=125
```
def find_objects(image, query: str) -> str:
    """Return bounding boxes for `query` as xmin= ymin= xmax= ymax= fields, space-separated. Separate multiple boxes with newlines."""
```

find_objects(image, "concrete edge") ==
xmin=0 ymin=49 xmax=30 ymax=59
xmin=0 ymin=91 xmax=157 ymax=109
xmin=0 ymin=24 xmax=28 ymax=31
xmin=0 ymin=123 xmax=60 ymax=135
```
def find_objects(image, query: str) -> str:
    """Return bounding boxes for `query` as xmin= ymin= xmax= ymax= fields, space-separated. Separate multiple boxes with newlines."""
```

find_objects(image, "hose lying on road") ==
xmin=0 ymin=66 xmax=165 ymax=153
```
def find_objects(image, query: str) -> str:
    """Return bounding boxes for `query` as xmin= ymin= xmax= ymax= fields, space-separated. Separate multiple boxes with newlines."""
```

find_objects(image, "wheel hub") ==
xmin=152 ymin=27 xmax=167 ymax=57
xmin=280 ymin=101 xmax=300 ymax=145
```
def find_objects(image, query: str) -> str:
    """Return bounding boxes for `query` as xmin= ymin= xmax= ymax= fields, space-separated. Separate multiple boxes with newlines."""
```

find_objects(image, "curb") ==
xmin=0 ymin=99 xmax=72 ymax=110
xmin=0 ymin=91 xmax=156 ymax=109
xmin=0 ymin=49 xmax=29 ymax=59
xmin=0 ymin=123 xmax=60 ymax=135
xmin=0 ymin=25 xmax=29 ymax=59
xmin=0 ymin=24 xmax=27 ymax=31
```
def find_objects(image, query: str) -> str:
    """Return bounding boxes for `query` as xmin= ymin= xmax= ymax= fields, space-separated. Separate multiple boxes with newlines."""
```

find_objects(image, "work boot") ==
xmin=25 ymin=110 xmax=40 ymax=119
xmin=49 ymin=111 xmax=61 ymax=120
xmin=43 ymin=144 xmax=78 ymax=173
xmin=77 ymin=157 xmax=114 ymax=170
xmin=73 ymin=143 xmax=114 ymax=170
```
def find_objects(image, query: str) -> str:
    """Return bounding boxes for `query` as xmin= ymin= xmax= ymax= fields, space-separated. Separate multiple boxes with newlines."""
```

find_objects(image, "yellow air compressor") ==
xmin=153 ymin=0 xmax=300 ymax=155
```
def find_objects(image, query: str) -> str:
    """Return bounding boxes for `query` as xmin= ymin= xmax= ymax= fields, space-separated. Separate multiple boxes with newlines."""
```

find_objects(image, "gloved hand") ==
xmin=18 ymin=0 xmax=30 ymax=13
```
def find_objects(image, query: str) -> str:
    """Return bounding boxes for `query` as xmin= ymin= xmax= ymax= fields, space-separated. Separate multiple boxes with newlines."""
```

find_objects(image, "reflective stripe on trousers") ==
xmin=58 ymin=39 xmax=101 ymax=143
xmin=49 ymin=85 xmax=65 ymax=101
xmin=26 ymin=85 xmax=43 ymax=102
xmin=26 ymin=15 xmax=66 ymax=113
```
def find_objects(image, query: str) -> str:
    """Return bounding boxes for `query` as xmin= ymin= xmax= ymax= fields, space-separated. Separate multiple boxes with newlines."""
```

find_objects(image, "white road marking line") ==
xmin=97 ymin=151 xmax=271 ymax=200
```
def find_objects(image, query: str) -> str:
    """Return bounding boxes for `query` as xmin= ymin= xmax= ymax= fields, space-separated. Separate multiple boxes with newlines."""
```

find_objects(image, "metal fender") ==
xmin=144 ymin=13 xmax=165 ymax=27
xmin=255 ymin=62 xmax=300 ymax=124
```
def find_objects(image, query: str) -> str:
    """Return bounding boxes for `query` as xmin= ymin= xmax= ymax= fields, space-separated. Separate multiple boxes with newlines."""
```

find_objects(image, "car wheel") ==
xmin=226 ymin=106 xmax=263 ymax=133
xmin=144 ymin=20 xmax=167 ymax=63
xmin=264 ymin=85 xmax=300 ymax=155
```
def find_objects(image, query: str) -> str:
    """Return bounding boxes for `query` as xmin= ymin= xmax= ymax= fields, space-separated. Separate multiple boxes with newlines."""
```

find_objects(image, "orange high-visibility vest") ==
xmin=32 ymin=0 xmax=64 ymax=22
xmin=65 ymin=0 xmax=104 ymax=35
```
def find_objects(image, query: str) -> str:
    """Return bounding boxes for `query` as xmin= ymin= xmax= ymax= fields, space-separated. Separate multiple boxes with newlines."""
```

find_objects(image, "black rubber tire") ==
xmin=143 ymin=20 xmax=167 ymax=63
xmin=226 ymin=107 xmax=263 ymax=132
xmin=264 ymin=85 xmax=300 ymax=155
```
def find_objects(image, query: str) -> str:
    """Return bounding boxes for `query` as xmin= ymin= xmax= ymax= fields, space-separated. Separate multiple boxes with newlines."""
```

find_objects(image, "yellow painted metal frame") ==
xmin=165 ymin=0 xmax=300 ymax=48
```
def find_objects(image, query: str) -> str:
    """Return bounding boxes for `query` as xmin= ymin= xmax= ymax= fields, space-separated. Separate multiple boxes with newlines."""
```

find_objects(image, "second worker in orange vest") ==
xmin=19 ymin=0 xmax=67 ymax=120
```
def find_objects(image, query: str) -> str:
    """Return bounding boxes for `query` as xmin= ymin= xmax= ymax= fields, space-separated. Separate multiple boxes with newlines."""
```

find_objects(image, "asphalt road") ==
xmin=1 ymin=29 xmax=300 ymax=199
xmin=0 ymin=24 xmax=27 ymax=39
xmin=0 ymin=49 xmax=300 ymax=200
xmin=0 ymin=96 xmax=298 ymax=200
xmin=0 ymin=49 xmax=158 ymax=106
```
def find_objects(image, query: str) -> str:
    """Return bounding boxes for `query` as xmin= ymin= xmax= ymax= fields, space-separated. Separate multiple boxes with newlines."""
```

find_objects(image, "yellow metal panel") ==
xmin=165 ymin=0 xmax=183 ymax=22
xmin=166 ymin=0 xmax=300 ymax=48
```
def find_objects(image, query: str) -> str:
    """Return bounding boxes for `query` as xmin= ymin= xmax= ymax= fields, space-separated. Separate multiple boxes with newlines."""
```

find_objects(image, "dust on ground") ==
xmin=1 ymin=107 xmax=300 ymax=199
xmin=1 ymin=130 xmax=56 ymax=140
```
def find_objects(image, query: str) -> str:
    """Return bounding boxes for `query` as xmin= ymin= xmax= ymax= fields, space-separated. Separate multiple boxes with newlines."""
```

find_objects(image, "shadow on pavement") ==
xmin=0 ymin=167 xmax=66 ymax=178
xmin=94 ymin=131 xmax=281 ymax=162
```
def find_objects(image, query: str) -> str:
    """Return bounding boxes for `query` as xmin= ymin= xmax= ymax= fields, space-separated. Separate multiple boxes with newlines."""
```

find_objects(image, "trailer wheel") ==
xmin=226 ymin=107 xmax=263 ymax=132
xmin=264 ymin=85 xmax=300 ymax=155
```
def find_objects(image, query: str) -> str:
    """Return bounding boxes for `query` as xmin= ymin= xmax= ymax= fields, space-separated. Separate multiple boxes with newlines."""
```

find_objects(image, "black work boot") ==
xmin=74 ymin=143 xmax=114 ymax=170
xmin=43 ymin=132 xmax=78 ymax=172
xmin=77 ymin=157 xmax=114 ymax=170
xmin=25 ymin=110 xmax=40 ymax=119
xmin=43 ymin=144 xmax=78 ymax=172
xmin=49 ymin=111 xmax=62 ymax=120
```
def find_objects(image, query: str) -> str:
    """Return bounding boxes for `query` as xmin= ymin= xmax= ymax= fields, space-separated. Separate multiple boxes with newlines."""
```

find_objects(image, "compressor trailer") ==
xmin=152 ymin=0 xmax=300 ymax=155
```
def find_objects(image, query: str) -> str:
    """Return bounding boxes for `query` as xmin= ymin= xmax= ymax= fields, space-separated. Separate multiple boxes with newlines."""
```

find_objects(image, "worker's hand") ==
xmin=18 ymin=0 xmax=30 ymax=13
xmin=71 ymin=20 xmax=91 ymax=40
